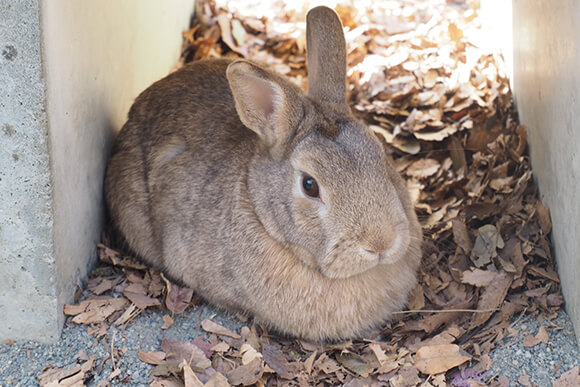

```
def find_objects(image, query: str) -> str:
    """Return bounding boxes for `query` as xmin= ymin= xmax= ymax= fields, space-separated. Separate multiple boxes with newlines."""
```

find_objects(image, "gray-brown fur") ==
xmin=105 ymin=6 xmax=422 ymax=341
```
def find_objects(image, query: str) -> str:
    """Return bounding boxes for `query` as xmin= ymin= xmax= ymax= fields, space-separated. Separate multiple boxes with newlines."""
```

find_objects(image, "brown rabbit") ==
xmin=105 ymin=6 xmax=422 ymax=341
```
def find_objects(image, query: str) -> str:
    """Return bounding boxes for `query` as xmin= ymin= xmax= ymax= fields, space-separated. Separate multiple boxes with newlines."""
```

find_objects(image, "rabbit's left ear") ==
xmin=306 ymin=6 xmax=347 ymax=104
xmin=226 ymin=60 xmax=303 ymax=158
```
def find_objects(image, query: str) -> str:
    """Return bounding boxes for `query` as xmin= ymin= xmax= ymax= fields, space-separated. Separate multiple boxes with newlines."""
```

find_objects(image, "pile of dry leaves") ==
xmin=38 ymin=1 xmax=578 ymax=386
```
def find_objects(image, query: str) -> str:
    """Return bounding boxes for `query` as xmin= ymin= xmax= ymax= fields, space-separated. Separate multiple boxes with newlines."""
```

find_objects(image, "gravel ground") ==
xmin=1 ymin=305 xmax=578 ymax=386
xmin=489 ymin=310 xmax=579 ymax=386
xmin=0 ymin=304 xmax=243 ymax=387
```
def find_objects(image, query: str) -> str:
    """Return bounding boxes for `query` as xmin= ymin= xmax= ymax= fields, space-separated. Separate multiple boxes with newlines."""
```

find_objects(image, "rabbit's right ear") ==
xmin=226 ymin=60 xmax=303 ymax=158
xmin=306 ymin=6 xmax=347 ymax=105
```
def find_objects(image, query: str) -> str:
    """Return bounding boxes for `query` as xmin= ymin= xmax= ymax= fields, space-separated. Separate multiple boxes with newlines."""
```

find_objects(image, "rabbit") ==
xmin=104 ymin=6 xmax=422 ymax=341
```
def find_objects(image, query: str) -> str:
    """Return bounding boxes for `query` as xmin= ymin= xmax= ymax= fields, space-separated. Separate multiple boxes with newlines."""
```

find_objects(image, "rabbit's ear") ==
xmin=306 ymin=6 xmax=347 ymax=104
xmin=227 ymin=60 xmax=302 ymax=157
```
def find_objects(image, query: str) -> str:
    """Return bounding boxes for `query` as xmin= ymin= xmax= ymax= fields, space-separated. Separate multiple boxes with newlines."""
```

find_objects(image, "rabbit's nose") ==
xmin=360 ymin=233 xmax=396 ymax=257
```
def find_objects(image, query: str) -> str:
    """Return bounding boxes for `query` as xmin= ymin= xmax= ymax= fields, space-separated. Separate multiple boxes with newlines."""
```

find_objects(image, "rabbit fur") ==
xmin=105 ymin=6 xmax=422 ymax=341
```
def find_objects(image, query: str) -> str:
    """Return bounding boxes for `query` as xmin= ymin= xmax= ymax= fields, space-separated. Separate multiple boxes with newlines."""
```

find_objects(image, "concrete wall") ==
xmin=0 ymin=0 xmax=194 ymax=343
xmin=512 ymin=0 xmax=580 ymax=345
xmin=0 ymin=0 xmax=57 ymax=342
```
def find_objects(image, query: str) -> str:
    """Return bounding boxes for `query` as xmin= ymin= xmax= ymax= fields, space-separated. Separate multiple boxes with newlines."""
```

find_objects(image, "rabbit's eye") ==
xmin=301 ymin=174 xmax=320 ymax=198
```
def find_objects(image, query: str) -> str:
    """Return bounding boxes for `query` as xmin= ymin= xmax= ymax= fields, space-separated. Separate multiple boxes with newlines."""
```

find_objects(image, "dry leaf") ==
xmin=162 ymin=338 xmax=210 ymax=370
xmin=262 ymin=343 xmax=292 ymax=379
xmin=470 ymin=224 xmax=505 ymax=267
xmin=470 ymin=271 xmax=512 ymax=329
xmin=201 ymin=319 xmax=241 ymax=339
xmin=240 ymin=343 xmax=262 ymax=365
xmin=554 ymin=366 xmax=580 ymax=387
xmin=162 ymin=314 xmax=174 ymax=330
xmin=517 ymin=374 xmax=532 ymax=387
xmin=227 ymin=358 xmax=263 ymax=386
xmin=406 ymin=158 xmax=440 ymax=179
xmin=204 ymin=372 xmax=231 ymax=387
xmin=150 ymin=378 xmax=184 ymax=387
xmin=69 ymin=298 xmax=129 ymax=325
xmin=415 ymin=344 xmax=471 ymax=375
xmin=336 ymin=351 xmax=371 ymax=377
xmin=461 ymin=269 xmax=500 ymax=287
xmin=183 ymin=361 xmax=204 ymax=387
xmin=522 ymin=326 xmax=549 ymax=348
xmin=313 ymin=353 xmax=341 ymax=374
xmin=123 ymin=290 xmax=161 ymax=309
xmin=164 ymin=280 xmax=194 ymax=315
xmin=368 ymin=343 xmax=388 ymax=365
xmin=211 ymin=342 xmax=230 ymax=353
xmin=303 ymin=352 xmax=317 ymax=375
xmin=137 ymin=351 xmax=166 ymax=365
xmin=452 ymin=218 xmax=473 ymax=254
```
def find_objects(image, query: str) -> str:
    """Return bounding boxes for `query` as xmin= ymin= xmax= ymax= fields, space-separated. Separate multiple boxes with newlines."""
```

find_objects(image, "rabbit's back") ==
xmin=105 ymin=59 xmax=255 ymax=273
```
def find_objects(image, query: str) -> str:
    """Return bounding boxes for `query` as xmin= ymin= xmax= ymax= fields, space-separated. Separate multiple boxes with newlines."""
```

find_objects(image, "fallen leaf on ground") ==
xmin=522 ymin=326 xmax=549 ymax=348
xmin=162 ymin=314 xmax=174 ymax=330
xmin=138 ymin=351 xmax=166 ymax=365
xmin=518 ymin=374 xmax=532 ymax=387
xmin=182 ymin=361 xmax=204 ymax=387
xmin=163 ymin=276 xmax=194 ymax=314
xmin=415 ymin=344 xmax=471 ymax=375
xmin=554 ymin=366 xmax=580 ymax=387
xmin=201 ymin=319 xmax=241 ymax=339
xmin=227 ymin=358 xmax=263 ymax=386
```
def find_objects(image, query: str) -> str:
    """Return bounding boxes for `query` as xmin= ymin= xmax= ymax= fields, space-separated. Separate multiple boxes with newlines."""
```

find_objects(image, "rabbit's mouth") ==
xmin=317 ymin=229 xmax=412 ymax=279
xmin=378 ymin=233 xmax=410 ymax=265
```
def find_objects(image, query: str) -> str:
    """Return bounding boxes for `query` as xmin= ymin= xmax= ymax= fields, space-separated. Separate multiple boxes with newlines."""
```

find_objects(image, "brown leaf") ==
xmin=210 ymin=342 xmax=230 ymax=353
xmin=518 ymin=375 xmax=532 ymax=387
xmin=150 ymin=378 xmax=183 ymax=387
xmin=406 ymin=158 xmax=440 ymax=179
xmin=161 ymin=338 xmax=210 ymax=370
xmin=150 ymin=363 xmax=182 ymax=378
xmin=448 ymin=22 xmax=463 ymax=43
xmin=89 ymin=278 xmax=115 ymax=295
xmin=201 ymin=319 xmax=241 ymax=339
xmin=98 ymin=244 xmax=147 ymax=270
xmin=137 ymin=351 xmax=166 ymax=365
xmin=535 ymin=201 xmax=552 ymax=234
xmin=470 ymin=224 xmax=504 ymax=268
xmin=240 ymin=343 xmax=262 ymax=365
xmin=314 ymin=353 xmax=341 ymax=374
xmin=162 ymin=314 xmax=174 ymax=330
xmin=123 ymin=290 xmax=161 ymax=310
xmin=304 ymin=352 xmax=317 ymax=375
xmin=448 ymin=135 xmax=467 ymax=172
xmin=461 ymin=269 xmax=500 ymax=287
xmin=407 ymin=284 xmax=426 ymax=310
xmin=554 ymin=366 xmax=580 ymax=387
xmin=336 ymin=351 xmax=372 ymax=377
xmin=452 ymin=218 xmax=472 ymax=254
xmin=70 ymin=298 xmax=129 ymax=325
xmin=262 ymin=343 xmax=292 ymax=379
xmin=204 ymin=372 xmax=230 ymax=387
xmin=368 ymin=343 xmax=388 ymax=366
xmin=414 ymin=125 xmax=459 ymax=141
xmin=523 ymin=326 xmax=549 ymax=348
xmin=164 ymin=280 xmax=194 ymax=315
xmin=37 ymin=364 xmax=83 ymax=386
xmin=470 ymin=271 xmax=512 ymax=330
xmin=183 ymin=362 xmax=204 ymax=387
xmin=392 ymin=364 xmax=420 ymax=386
xmin=231 ymin=19 xmax=247 ymax=47
xmin=227 ymin=358 xmax=263 ymax=386
xmin=216 ymin=12 xmax=247 ymax=57
xmin=415 ymin=344 xmax=471 ymax=375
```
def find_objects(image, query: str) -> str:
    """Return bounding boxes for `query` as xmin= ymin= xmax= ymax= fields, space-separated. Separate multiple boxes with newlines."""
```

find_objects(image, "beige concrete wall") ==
xmin=512 ymin=0 xmax=580 ymax=344
xmin=0 ymin=0 xmax=194 ymax=343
